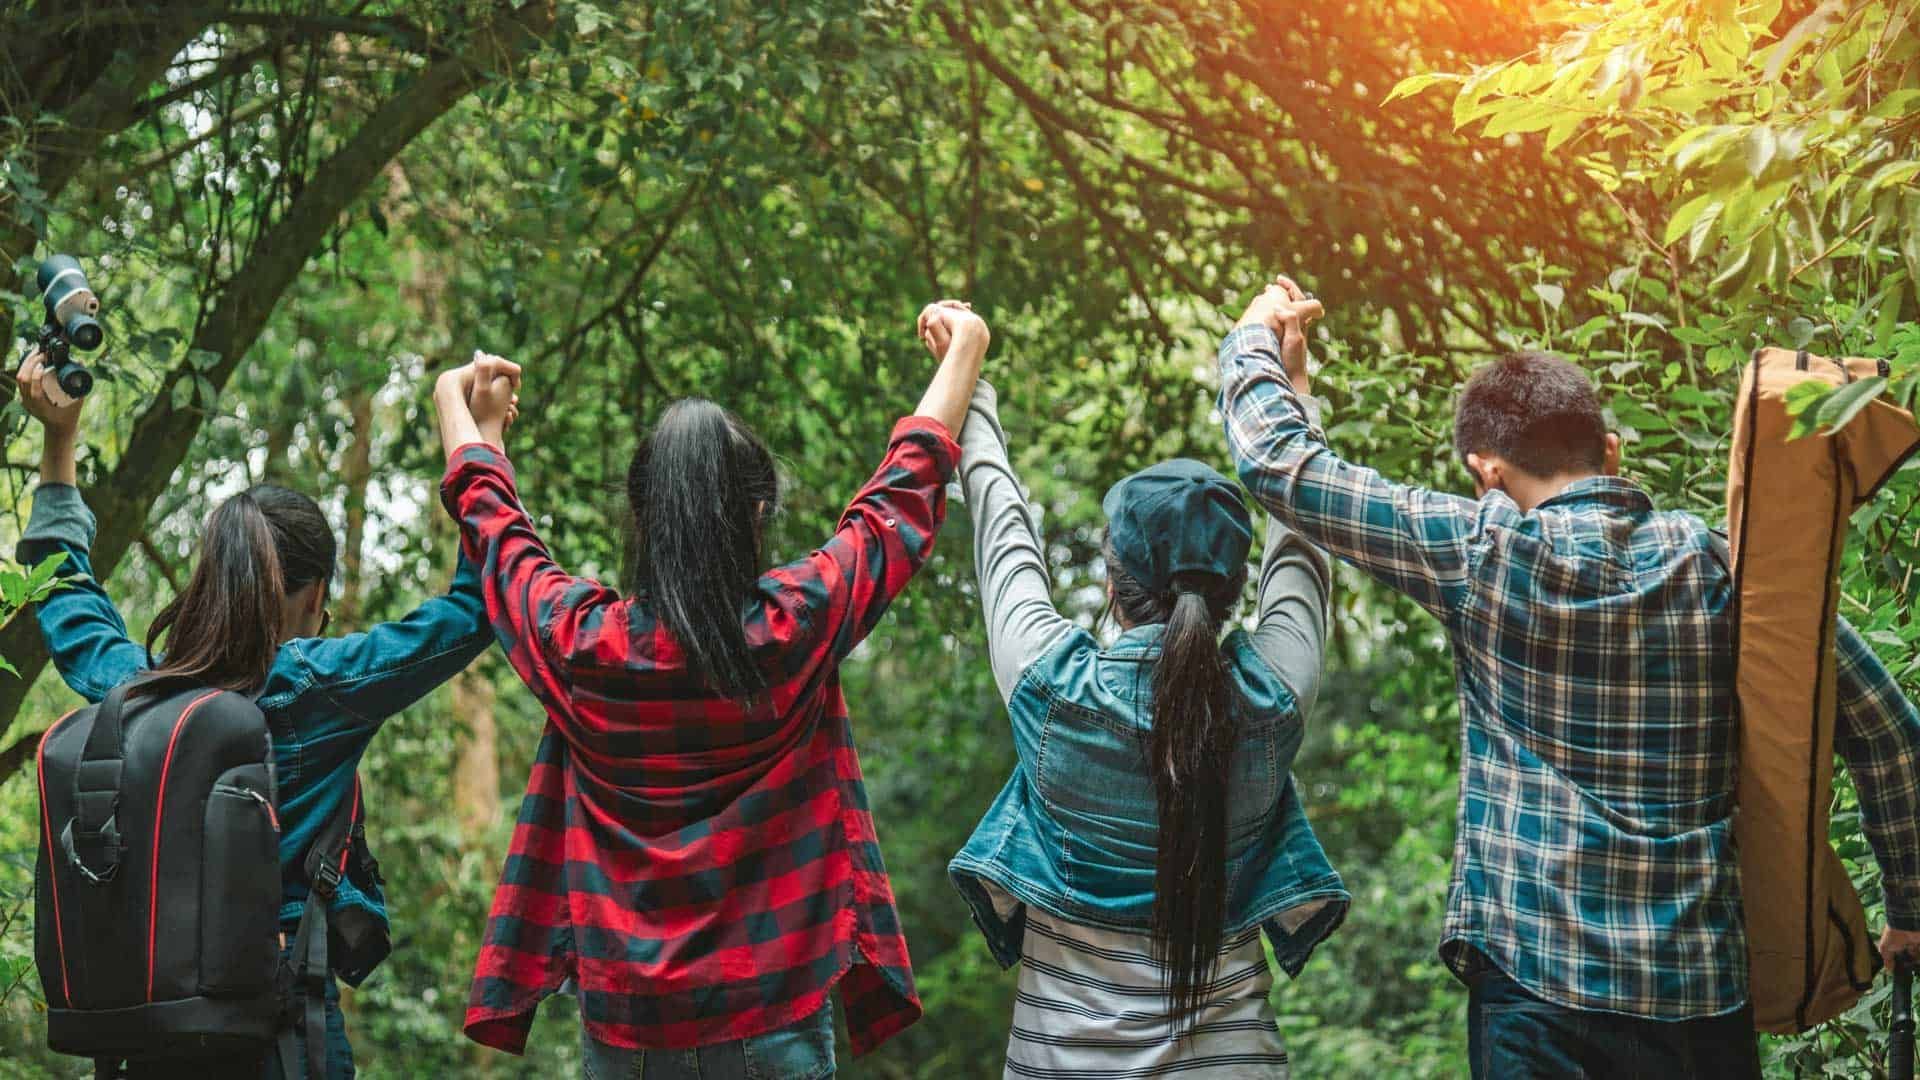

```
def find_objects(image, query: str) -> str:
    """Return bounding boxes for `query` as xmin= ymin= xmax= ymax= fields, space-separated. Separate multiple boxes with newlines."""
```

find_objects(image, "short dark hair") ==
xmin=1453 ymin=351 xmax=1608 ymax=478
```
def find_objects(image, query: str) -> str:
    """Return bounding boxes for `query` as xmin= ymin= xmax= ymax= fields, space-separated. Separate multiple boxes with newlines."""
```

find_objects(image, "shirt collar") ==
xmin=1532 ymin=475 xmax=1654 ymax=513
xmin=1105 ymin=623 xmax=1166 ymax=656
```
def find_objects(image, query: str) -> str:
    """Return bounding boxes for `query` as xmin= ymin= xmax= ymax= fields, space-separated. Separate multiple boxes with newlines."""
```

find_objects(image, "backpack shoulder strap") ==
xmin=279 ymin=775 xmax=364 ymax=1080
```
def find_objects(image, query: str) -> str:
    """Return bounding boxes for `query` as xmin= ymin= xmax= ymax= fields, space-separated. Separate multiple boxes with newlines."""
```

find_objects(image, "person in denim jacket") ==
xmin=13 ymin=349 xmax=502 ymax=1078
xmin=948 ymin=372 xmax=1348 ymax=1078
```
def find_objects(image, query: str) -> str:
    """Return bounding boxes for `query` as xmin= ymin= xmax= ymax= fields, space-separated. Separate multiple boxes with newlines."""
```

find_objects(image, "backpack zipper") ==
xmin=215 ymin=783 xmax=280 ymax=832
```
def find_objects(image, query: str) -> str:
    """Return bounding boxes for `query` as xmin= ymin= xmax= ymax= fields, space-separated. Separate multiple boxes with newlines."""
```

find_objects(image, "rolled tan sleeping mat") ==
xmin=1728 ymin=346 xmax=1920 ymax=1033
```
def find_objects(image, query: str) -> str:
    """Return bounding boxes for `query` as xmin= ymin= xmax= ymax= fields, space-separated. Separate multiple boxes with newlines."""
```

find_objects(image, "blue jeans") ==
xmin=1468 ymin=962 xmax=1760 ymax=1079
xmin=581 ymin=998 xmax=834 ymax=1080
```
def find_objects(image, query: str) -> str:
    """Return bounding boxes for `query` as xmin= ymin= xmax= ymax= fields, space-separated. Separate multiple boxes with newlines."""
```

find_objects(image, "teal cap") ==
xmin=1101 ymin=459 xmax=1253 ymax=592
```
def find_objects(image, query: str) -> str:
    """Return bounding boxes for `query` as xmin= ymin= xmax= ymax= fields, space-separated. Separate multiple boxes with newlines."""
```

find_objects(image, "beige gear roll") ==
xmin=1728 ymin=346 xmax=1919 ymax=1034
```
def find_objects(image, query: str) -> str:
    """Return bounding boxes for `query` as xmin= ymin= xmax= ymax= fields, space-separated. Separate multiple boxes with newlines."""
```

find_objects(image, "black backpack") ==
xmin=36 ymin=674 xmax=387 ymax=1078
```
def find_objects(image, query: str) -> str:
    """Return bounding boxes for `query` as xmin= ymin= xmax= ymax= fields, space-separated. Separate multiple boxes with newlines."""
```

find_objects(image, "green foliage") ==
xmin=1397 ymin=0 xmax=1920 ymax=430
xmin=0 ymin=2 xmax=1912 ymax=1077
xmin=0 ymin=555 xmax=64 ymax=677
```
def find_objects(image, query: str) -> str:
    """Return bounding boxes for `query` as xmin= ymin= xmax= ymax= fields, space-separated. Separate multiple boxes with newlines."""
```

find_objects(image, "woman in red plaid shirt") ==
xmin=431 ymin=303 xmax=987 ymax=1078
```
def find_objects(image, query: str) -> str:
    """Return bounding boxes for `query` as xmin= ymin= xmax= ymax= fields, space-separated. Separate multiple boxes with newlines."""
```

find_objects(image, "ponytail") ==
xmin=628 ymin=398 xmax=780 ymax=698
xmin=143 ymin=485 xmax=336 ymax=695
xmin=1108 ymin=539 xmax=1247 ymax=1032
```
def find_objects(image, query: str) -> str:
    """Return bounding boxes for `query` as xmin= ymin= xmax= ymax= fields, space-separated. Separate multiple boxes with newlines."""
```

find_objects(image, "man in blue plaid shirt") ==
xmin=1219 ymin=275 xmax=1920 ymax=1078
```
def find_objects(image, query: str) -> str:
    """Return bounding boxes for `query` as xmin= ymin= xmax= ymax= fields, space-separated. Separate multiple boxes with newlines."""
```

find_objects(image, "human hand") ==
xmin=918 ymin=300 xmax=990 ymax=363
xmin=466 ymin=351 xmax=522 ymax=442
xmin=13 ymin=347 xmax=83 ymax=436
xmin=1881 ymin=925 xmax=1920 ymax=973
xmin=1237 ymin=275 xmax=1323 ymax=384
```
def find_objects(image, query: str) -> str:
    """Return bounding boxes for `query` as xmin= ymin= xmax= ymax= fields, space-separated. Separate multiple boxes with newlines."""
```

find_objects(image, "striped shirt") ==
xmin=992 ymin=886 xmax=1291 ymax=1079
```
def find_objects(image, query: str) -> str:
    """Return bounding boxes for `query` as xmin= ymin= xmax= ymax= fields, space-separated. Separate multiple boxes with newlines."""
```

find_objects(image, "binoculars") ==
xmin=33 ymin=254 xmax=103 ymax=399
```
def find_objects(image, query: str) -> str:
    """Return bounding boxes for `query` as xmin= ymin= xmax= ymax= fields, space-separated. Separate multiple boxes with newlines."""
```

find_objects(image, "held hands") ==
xmin=14 ymin=348 xmax=83 ymax=436
xmin=434 ymin=350 xmax=522 ymax=452
xmin=917 ymin=300 xmax=989 ymax=364
xmin=1237 ymin=274 xmax=1324 ymax=386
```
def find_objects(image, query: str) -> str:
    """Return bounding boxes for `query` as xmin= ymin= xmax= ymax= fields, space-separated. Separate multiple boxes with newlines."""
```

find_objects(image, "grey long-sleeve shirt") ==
xmin=956 ymin=379 xmax=1331 ymax=715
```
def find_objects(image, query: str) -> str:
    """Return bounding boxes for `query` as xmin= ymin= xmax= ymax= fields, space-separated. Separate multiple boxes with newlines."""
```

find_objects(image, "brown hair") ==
xmin=142 ymin=485 xmax=336 ymax=693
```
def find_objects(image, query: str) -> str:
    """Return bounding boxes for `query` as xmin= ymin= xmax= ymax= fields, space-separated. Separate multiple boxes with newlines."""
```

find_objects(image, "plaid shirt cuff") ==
xmin=440 ymin=442 xmax=518 ymax=507
xmin=1218 ymin=324 xmax=1328 ymax=438
xmin=891 ymin=414 xmax=963 ymax=476
xmin=1887 ymin=896 xmax=1920 ymax=932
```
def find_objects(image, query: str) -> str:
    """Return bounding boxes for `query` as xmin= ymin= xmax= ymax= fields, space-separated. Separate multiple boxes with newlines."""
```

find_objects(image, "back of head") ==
xmin=1101 ymin=458 xmax=1254 ymax=1032
xmin=627 ymin=398 xmax=780 ymax=698
xmin=144 ymin=485 xmax=336 ymax=694
xmin=1454 ymin=351 xmax=1608 ymax=479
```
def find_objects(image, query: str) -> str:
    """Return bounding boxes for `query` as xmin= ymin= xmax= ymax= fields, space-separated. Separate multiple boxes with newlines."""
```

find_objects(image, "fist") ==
xmin=1881 ymin=926 xmax=1920 ymax=972
xmin=14 ymin=348 xmax=83 ymax=434
xmin=1237 ymin=275 xmax=1323 ymax=381
xmin=917 ymin=300 xmax=989 ymax=363
xmin=466 ymin=351 xmax=522 ymax=431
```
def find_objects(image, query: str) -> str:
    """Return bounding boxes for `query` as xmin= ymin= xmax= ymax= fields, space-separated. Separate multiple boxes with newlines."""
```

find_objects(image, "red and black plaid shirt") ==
xmin=440 ymin=416 xmax=958 ymax=1056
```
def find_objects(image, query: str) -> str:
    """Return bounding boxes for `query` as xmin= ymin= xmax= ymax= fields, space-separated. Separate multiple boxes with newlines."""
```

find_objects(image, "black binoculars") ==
xmin=33 ymin=254 xmax=103 ymax=399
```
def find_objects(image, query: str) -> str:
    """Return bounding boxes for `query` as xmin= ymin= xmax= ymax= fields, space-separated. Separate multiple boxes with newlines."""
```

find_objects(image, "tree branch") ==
xmin=0 ymin=0 xmax=559 ymax=757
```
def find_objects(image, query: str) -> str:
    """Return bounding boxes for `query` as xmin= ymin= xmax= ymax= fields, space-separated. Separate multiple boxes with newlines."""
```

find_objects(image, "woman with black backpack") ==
xmin=14 ymin=349 xmax=516 ymax=1078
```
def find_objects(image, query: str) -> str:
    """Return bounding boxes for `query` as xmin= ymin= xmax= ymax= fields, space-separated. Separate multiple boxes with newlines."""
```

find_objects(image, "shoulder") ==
xmin=1222 ymin=629 xmax=1301 ymax=719
xmin=1012 ymin=624 xmax=1102 ymax=695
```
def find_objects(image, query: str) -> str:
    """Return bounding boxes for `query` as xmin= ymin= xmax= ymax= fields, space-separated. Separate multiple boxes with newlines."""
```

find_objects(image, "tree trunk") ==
xmin=0 ymin=2 xmax=558 ymax=771
xmin=451 ymin=666 xmax=500 ymax=839
xmin=336 ymin=387 xmax=376 ymax=624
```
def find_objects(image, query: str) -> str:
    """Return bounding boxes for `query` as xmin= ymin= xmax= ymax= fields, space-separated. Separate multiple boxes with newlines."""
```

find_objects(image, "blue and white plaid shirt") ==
xmin=1218 ymin=324 xmax=1920 ymax=1020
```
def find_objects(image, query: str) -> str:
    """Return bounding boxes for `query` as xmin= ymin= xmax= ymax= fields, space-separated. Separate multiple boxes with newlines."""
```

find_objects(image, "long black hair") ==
xmin=627 ymin=398 xmax=780 ymax=697
xmin=1106 ymin=535 xmax=1248 ymax=1031
xmin=143 ymin=485 xmax=336 ymax=693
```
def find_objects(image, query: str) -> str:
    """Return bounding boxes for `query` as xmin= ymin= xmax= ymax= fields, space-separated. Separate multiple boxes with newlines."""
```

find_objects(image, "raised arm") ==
xmin=435 ymin=354 xmax=608 ymax=720
xmin=13 ymin=350 xmax=145 ymax=701
xmin=1219 ymin=278 xmax=1480 ymax=619
xmin=957 ymin=380 xmax=1074 ymax=702
xmin=1833 ymin=617 xmax=1920 ymax=967
xmin=270 ymin=552 xmax=493 ymax=724
xmin=1246 ymin=511 xmax=1333 ymax=724
xmin=763 ymin=302 xmax=981 ymax=666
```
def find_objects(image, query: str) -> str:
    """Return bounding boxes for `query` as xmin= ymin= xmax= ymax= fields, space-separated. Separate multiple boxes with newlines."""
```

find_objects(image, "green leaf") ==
xmin=1664 ymin=192 xmax=1718 ymax=247
xmin=1865 ymin=159 xmax=1920 ymax=193
xmin=1870 ymin=89 xmax=1920 ymax=120
xmin=1814 ymin=376 xmax=1888 ymax=433
xmin=1385 ymin=71 xmax=1459 ymax=105
xmin=1745 ymin=126 xmax=1776 ymax=179
xmin=1532 ymin=283 xmax=1565 ymax=310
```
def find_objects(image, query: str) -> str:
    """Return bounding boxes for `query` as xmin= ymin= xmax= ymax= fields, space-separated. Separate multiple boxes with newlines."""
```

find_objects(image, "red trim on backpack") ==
xmin=147 ymin=690 xmax=222 ymax=1002
xmin=36 ymin=709 xmax=81 ymax=1005
xmin=339 ymin=776 xmax=362 ymax=878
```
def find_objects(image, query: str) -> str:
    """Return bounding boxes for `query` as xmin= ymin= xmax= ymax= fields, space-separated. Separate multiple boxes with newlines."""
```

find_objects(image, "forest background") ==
xmin=1 ymin=1 xmax=1917 ymax=1076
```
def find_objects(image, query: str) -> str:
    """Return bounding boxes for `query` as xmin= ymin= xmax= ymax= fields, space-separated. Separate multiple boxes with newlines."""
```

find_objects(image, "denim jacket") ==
xmin=18 ymin=483 xmax=493 ymax=961
xmin=947 ymin=383 xmax=1348 ymax=976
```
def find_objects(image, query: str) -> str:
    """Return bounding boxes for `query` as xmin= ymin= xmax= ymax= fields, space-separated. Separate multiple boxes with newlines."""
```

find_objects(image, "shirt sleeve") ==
xmin=441 ymin=443 xmax=620 ymax=721
xmin=1246 ymin=516 xmax=1333 ymax=722
xmin=1834 ymin=617 xmax=1920 ymax=930
xmin=272 ymin=551 xmax=495 ymax=726
xmin=956 ymin=381 xmax=1076 ymax=703
xmin=1218 ymin=323 xmax=1479 ymax=619
xmin=764 ymin=415 xmax=961 ymax=667
xmin=16 ymin=483 xmax=147 ymax=702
